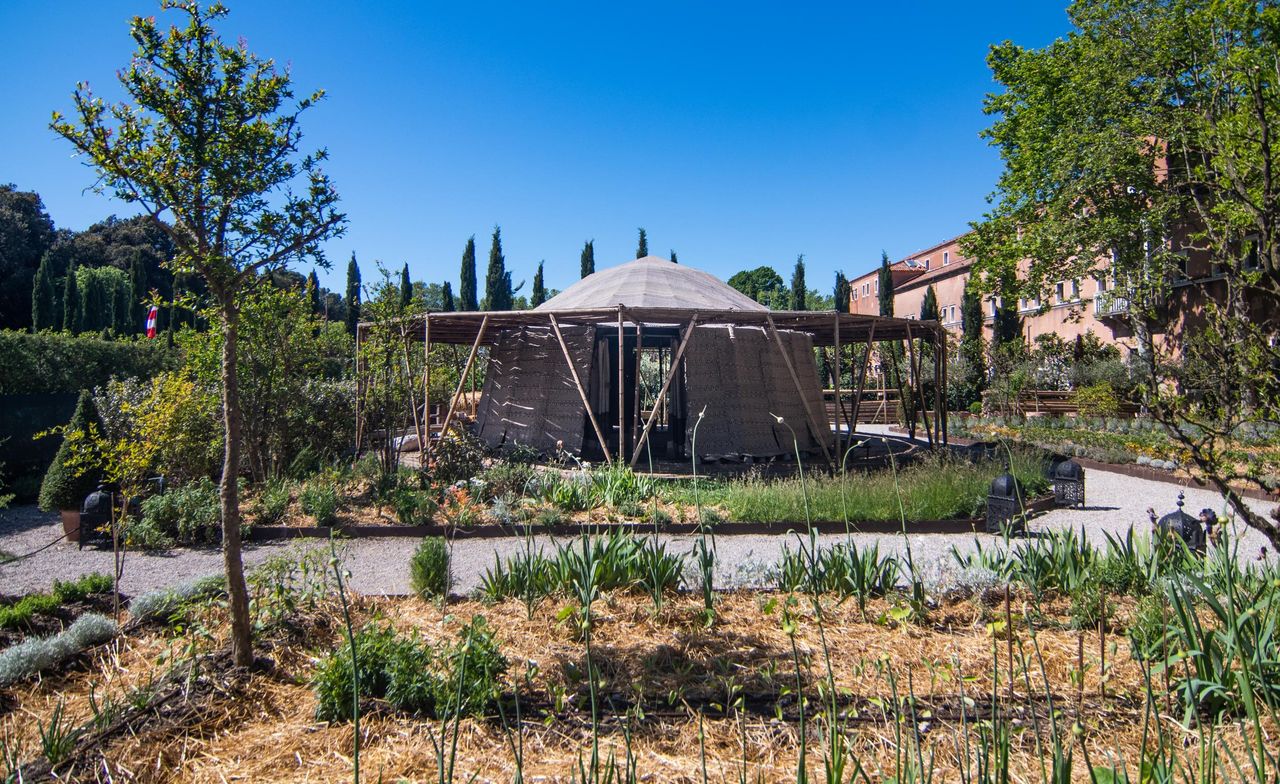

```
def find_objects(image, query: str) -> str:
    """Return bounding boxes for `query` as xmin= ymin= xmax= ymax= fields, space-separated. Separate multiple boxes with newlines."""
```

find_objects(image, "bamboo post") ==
xmin=765 ymin=314 xmax=835 ymax=469
xmin=939 ymin=327 xmax=949 ymax=445
xmin=851 ymin=321 xmax=876 ymax=437
xmin=833 ymin=314 xmax=843 ymax=460
xmin=933 ymin=327 xmax=944 ymax=446
xmin=904 ymin=322 xmax=933 ymax=447
xmin=549 ymin=313 xmax=613 ymax=464
xmin=617 ymin=307 xmax=625 ymax=462
xmin=439 ymin=315 xmax=489 ymax=438
xmin=630 ymin=314 xmax=699 ymax=467
xmin=632 ymin=321 xmax=644 ymax=445
xmin=423 ymin=313 xmax=431 ymax=463
xmin=354 ymin=323 xmax=363 ymax=453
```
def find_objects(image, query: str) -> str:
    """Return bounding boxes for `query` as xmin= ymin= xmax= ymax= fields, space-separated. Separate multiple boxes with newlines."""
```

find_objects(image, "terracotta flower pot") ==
xmin=60 ymin=509 xmax=81 ymax=543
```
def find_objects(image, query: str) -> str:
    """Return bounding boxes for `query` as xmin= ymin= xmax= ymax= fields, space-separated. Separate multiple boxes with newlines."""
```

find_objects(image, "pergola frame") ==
xmin=356 ymin=305 xmax=948 ymax=470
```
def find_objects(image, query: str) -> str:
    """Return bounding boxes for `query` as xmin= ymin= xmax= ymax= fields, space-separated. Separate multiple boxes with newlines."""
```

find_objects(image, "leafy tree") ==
xmin=966 ymin=0 xmax=1280 ymax=544
xmin=961 ymin=285 xmax=983 ymax=343
xmin=877 ymin=251 xmax=894 ymax=317
xmin=344 ymin=253 xmax=361 ymax=336
xmin=81 ymin=270 xmax=110 ymax=333
xmin=482 ymin=226 xmax=512 ymax=311
xmin=670 ymin=249 xmax=678 ymax=264
xmin=399 ymin=262 xmax=412 ymax=311
xmin=920 ymin=285 xmax=939 ymax=322
xmin=441 ymin=281 xmax=455 ymax=312
xmin=531 ymin=261 xmax=546 ymax=307
xmin=38 ymin=390 xmax=103 ymax=512
xmin=129 ymin=256 xmax=149 ymax=328
xmin=727 ymin=266 xmax=785 ymax=307
xmin=636 ymin=227 xmax=648 ymax=258
xmin=833 ymin=271 xmax=849 ymax=314
xmin=31 ymin=255 xmax=58 ymax=332
xmin=789 ymin=255 xmax=806 ymax=310
xmin=459 ymin=236 xmax=478 ymax=311
xmin=52 ymin=1 xmax=346 ymax=665
xmin=114 ymin=274 xmax=134 ymax=334
xmin=63 ymin=260 xmax=81 ymax=334
xmin=579 ymin=240 xmax=594 ymax=278
xmin=0 ymin=184 xmax=57 ymax=330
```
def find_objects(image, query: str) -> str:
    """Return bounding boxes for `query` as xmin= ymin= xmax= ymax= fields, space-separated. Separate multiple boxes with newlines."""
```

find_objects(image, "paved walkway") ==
xmin=1 ymin=464 xmax=1273 ymax=599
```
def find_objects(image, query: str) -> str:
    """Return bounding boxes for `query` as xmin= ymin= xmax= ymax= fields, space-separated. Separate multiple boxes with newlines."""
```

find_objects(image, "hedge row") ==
xmin=0 ymin=330 xmax=178 ymax=395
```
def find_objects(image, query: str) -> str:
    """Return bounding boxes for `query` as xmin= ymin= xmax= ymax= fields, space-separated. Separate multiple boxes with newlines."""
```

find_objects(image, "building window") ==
xmin=1071 ymin=280 xmax=1080 ymax=299
xmin=1055 ymin=282 xmax=1065 ymax=303
xmin=991 ymin=298 xmax=999 ymax=317
xmin=943 ymin=251 xmax=950 ymax=266
xmin=950 ymin=305 xmax=957 ymax=322
xmin=1244 ymin=234 xmax=1261 ymax=270
xmin=874 ymin=281 xmax=879 ymax=295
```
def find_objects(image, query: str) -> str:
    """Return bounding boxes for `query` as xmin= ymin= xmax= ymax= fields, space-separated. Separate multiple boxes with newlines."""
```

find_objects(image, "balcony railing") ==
xmin=1094 ymin=291 xmax=1130 ymax=318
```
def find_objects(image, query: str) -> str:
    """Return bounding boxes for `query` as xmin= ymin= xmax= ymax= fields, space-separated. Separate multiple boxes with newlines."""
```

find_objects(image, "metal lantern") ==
xmin=986 ymin=472 xmax=1025 ymax=534
xmin=79 ymin=484 xmax=114 ymax=547
xmin=1155 ymin=491 xmax=1205 ymax=554
xmin=1052 ymin=459 xmax=1086 ymax=508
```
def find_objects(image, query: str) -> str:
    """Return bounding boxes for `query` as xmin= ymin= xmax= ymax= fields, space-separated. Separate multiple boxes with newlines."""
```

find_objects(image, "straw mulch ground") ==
xmin=0 ymin=591 xmax=1269 ymax=782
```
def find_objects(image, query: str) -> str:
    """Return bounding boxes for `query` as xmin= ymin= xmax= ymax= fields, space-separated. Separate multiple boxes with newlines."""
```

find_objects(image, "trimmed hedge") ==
xmin=0 ymin=330 xmax=177 ymax=395
xmin=37 ymin=390 xmax=104 ymax=512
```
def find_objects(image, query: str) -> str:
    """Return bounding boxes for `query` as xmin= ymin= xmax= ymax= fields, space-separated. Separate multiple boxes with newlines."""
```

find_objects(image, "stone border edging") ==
xmin=246 ymin=495 xmax=1057 ymax=541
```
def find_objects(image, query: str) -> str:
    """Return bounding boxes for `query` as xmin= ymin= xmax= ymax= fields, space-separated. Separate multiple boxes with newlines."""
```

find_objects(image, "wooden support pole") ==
xmin=933 ymin=328 xmax=944 ymax=447
xmin=549 ymin=313 xmax=613 ymax=464
xmin=904 ymin=322 xmax=934 ymax=448
xmin=833 ymin=314 xmax=843 ymax=461
xmin=423 ymin=313 xmax=431 ymax=463
xmin=354 ymin=324 xmax=363 ymax=453
xmin=632 ymin=321 xmax=644 ymax=445
xmin=850 ymin=321 xmax=876 ymax=441
xmin=940 ymin=327 xmax=949 ymax=446
xmin=765 ymin=314 xmax=835 ymax=469
xmin=617 ymin=307 xmax=626 ymax=462
xmin=439 ymin=315 xmax=489 ymax=439
xmin=631 ymin=314 xmax=699 ymax=467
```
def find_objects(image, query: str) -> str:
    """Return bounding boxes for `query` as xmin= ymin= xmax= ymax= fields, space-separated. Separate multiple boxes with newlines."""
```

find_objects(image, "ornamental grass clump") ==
xmin=410 ymin=537 xmax=450 ymax=600
xmin=300 ymin=478 xmax=342 ymax=525
xmin=0 ymin=613 xmax=117 ymax=686
xmin=128 ymin=574 xmax=224 ymax=624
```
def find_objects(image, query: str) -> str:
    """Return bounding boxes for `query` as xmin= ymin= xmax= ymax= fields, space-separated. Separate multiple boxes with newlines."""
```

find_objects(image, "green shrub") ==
xmin=433 ymin=429 xmax=486 ymax=485
xmin=409 ymin=538 xmax=450 ymax=599
xmin=0 ymin=331 xmax=177 ymax=396
xmin=135 ymin=478 xmax=222 ymax=546
xmin=253 ymin=479 xmax=293 ymax=525
xmin=299 ymin=479 xmax=342 ymax=525
xmin=478 ymin=460 xmax=535 ymax=500
xmin=37 ymin=390 xmax=103 ymax=512
xmin=391 ymin=485 xmax=438 ymax=525
xmin=1073 ymin=382 xmax=1120 ymax=418
xmin=312 ymin=616 xmax=507 ymax=722
xmin=1127 ymin=593 xmax=1169 ymax=661
xmin=968 ymin=401 xmax=983 ymax=415
xmin=0 ymin=573 xmax=115 ymax=630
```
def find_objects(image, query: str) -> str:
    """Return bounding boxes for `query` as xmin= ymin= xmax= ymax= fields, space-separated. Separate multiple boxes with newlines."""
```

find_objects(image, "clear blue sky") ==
xmin=0 ymin=1 xmax=1070 ymax=297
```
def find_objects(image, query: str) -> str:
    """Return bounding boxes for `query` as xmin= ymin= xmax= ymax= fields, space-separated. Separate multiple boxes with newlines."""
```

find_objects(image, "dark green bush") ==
xmin=409 ymin=538 xmax=450 ymax=599
xmin=299 ymin=478 xmax=341 ymax=525
xmin=478 ymin=460 xmax=535 ymax=500
xmin=37 ymin=390 xmax=103 ymax=512
xmin=0 ymin=331 xmax=177 ymax=396
xmin=432 ymin=429 xmax=486 ymax=485
xmin=391 ymin=485 xmax=437 ymax=525
xmin=134 ymin=478 xmax=221 ymax=547
xmin=312 ymin=616 xmax=507 ymax=722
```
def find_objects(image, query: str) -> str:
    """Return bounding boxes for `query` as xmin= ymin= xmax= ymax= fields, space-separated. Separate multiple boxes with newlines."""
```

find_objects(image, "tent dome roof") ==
xmin=535 ymin=256 xmax=767 ymax=312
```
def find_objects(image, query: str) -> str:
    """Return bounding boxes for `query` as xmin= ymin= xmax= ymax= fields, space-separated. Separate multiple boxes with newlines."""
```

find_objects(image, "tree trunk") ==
xmin=220 ymin=303 xmax=254 ymax=667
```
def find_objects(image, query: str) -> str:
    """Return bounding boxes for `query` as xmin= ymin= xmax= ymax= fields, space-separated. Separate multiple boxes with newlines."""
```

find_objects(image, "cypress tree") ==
xmin=877 ymin=251 xmax=894 ymax=317
xmin=344 ymin=252 xmax=361 ymax=336
xmin=115 ymin=276 xmax=134 ymax=334
xmin=636 ymin=228 xmax=648 ymax=258
xmin=531 ymin=261 xmax=547 ymax=307
xmin=482 ymin=226 xmax=512 ymax=311
xmin=441 ymin=281 xmax=455 ymax=312
xmin=31 ymin=255 xmax=57 ymax=332
xmin=129 ymin=256 xmax=148 ymax=328
xmin=921 ymin=285 xmax=939 ymax=322
xmin=580 ymin=240 xmax=595 ymax=278
xmin=306 ymin=269 xmax=321 ymax=315
xmin=459 ymin=236 xmax=478 ymax=311
xmin=670 ymin=249 xmax=678 ymax=264
xmin=961 ymin=285 xmax=983 ymax=341
xmin=833 ymin=271 xmax=849 ymax=314
xmin=63 ymin=261 xmax=81 ymax=333
xmin=82 ymin=272 xmax=108 ymax=333
xmin=399 ymin=262 xmax=412 ymax=310
xmin=789 ymin=254 xmax=806 ymax=311
xmin=960 ymin=283 xmax=988 ymax=397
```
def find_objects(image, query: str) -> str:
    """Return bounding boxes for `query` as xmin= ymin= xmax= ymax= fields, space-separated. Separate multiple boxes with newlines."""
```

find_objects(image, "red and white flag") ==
xmin=145 ymin=306 xmax=158 ymax=339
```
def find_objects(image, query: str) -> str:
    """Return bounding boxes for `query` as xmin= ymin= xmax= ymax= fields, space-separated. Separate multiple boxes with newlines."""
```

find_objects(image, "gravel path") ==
xmin=2 ymin=465 xmax=1274 ymax=599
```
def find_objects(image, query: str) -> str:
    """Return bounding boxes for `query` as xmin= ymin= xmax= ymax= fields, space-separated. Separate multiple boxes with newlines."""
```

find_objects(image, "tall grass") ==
xmin=719 ymin=452 xmax=1049 ymax=524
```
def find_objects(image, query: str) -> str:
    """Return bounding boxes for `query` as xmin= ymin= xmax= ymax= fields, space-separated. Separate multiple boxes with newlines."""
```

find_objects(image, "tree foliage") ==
xmin=531 ymin=261 xmax=546 ymax=307
xmin=636 ymin=227 xmax=648 ymax=258
xmin=579 ymin=240 xmax=594 ymax=279
xmin=789 ymin=254 xmax=806 ymax=311
xmin=37 ymin=390 xmax=103 ymax=511
xmin=920 ymin=285 xmax=939 ymax=322
xmin=0 ymin=185 xmax=56 ymax=331
xmin=51 ymin=0 xmax=346 ymax=665
xmin=727 ymin=266 xmax=785 ymax=308
xmin=344 ymin=253 xmax=361 ymax=336
xmin=482 ymin=226 xmax=512 ymax=311
xmin=877 ymin=251 xmax=893 ymax=317
xmin=459 ymin=236 xmax=477 ymax=311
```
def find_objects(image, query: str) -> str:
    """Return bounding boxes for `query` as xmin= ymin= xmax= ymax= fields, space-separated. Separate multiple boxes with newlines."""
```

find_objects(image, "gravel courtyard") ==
xmin=2 ymin=464 xmax=1274 ymax=599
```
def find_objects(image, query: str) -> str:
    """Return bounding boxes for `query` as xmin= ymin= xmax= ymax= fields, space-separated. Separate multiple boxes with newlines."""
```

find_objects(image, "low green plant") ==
xmin=479 ymin=460 xmax=536 ymax=500
xmin=129 ymin=574 xmax=225 ymax=625
xmin=253 ymin=478 xmax=293 ymax=525
xmin=134 ymin=477 xmax=222 ymax=546
xmin=410 ymin=538 xmax=450 ymax=600
xmin=391 ymin=485 xmax=438 ymax=525
xmin=0 ymin=613 xmax=118 ymax=686
xmin=300 ymin=478 xmax=342 ymax=525
xmin=0 ymin=573 xmax=114 ymax=630
xmin=37 ymin=699 xmax=79 ymax=767
xmin=433 ymin=429 xmax=487 ymax=485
